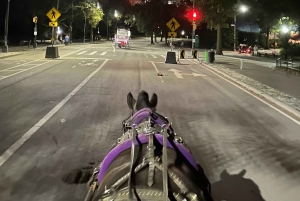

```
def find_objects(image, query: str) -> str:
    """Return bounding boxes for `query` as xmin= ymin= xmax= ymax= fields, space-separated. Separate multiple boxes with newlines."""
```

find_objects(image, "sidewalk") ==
xmin=0 ymin=41 xmax=97 ymax=59
xmin=202 ymin=52 xmax=300 ymax=116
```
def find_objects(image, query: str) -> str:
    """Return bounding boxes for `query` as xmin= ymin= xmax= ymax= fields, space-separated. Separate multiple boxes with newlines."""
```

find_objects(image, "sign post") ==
xmin=33 ymin=16 xmax=38 ymax=49
xmin=166 ymin=17 xmax=180 ymax=51
xmin=45 ymin=7 xmax=61 ymax=59
xmin=46 ymin=7 xmax=61 ymax=46
xmin=165 ymin=17 xmax=180 ymax=64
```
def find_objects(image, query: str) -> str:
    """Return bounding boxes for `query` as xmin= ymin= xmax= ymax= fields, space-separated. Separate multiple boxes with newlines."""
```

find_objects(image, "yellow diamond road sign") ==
xmin=49 ymin=21 xmax=58 ymax=27
xmin=166 ymin=17 xmax=180 ymax=32
xmin=46 ymin=7 xmax=61 ymax=22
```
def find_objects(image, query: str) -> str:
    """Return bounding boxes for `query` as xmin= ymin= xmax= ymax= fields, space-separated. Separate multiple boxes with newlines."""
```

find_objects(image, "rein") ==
xmin=123 ymin=108 xmax=172 ymax=201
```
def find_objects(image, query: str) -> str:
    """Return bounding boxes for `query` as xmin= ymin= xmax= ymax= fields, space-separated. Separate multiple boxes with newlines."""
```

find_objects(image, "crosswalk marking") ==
xmin=100 ymin=52 xmax=107 ymax=55
xmin=151 ymin=54 xmax=157 ymax=58
xmin=77 ymin=51 xmax=87 ymax=55
xmin=89 ymin=51 xmax=97 ymax=55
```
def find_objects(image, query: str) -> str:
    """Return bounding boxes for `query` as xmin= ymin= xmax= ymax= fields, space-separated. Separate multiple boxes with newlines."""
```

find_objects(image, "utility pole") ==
xmin=56 ymin=0 xmax=60 ymax=41
xmin=192 ymin=0 xmax=195 ymax=50
xmin=33 ymin=16 xmax=38 ymax=49
xmin=234 ymin=14 xmax=236 ymax=51
xmin=107 ymin=17 xmax=109 ymax=41
xmin=2 ymin=0 xmax=11 ymax=53
xmin=70 ymin=0 xmax=74 ymax=44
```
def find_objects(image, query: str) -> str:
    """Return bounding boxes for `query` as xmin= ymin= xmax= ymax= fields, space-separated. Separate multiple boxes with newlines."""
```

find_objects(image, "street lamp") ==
xmin=181 ymin=30 xmax=185 ymax=36
xmin=282 ymin=25 xmax=289 ymax=34
xmin=2 ymin=0 xmax=11 ymax=53
xmin=233 ymin=5 xmax=248 ymax=51
xmin=114 ymin=10 xmax=119 ymax=31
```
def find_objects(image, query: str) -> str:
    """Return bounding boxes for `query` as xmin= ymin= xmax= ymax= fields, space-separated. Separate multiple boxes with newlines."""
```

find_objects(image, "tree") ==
xmin=124 ymin=0 xmax=163 ymax=44
xmin=75 ymin=0 xmax=104 ymax=42
xmin=196 ymin=0 xmax=236 ymax=55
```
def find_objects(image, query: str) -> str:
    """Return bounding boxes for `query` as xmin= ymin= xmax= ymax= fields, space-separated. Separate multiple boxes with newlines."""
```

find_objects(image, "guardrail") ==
xmin=275 ymin=58 xmax=300 ymax=75
xmin=176 ymin=48 xmax=199 ymax=64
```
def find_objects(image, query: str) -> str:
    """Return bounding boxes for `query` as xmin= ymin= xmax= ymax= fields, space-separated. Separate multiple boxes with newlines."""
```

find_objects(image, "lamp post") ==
xmin=2 ymin=0 xmax=11 ymax=53
xmin=114 ymin=10 xmax=119 ymax=31
xmin=234 ymin=5 xmax=248 ymax=51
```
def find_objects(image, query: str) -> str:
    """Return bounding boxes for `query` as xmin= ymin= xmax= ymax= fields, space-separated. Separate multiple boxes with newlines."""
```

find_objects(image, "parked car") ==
xmin=257 ymin=49 xmax=280 ymax=57
xmin=238 ymin=44 xmax=252 ymax=54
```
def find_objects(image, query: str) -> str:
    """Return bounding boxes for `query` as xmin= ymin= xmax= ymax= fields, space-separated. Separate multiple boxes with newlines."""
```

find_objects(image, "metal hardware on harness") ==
xmin=128 ymin=124 xmax=138 ymax=200
xmin=99 ymin=109 xmax=195 ymax=201
xmin=161 ymin=123 xmax=170 ymax=201
xmin=146 ymin=116 xmax=156 ymax=187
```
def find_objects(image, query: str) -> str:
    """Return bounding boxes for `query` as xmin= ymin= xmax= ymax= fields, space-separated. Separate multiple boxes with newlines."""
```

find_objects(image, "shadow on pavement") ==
xmin=212 ymin=169 xmax=266 ymax=201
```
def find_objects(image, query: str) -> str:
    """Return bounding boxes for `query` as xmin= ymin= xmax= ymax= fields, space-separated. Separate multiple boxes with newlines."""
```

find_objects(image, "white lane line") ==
xmin=100 ymin=52 xmax=107 ymax=56
xmin=0 ymin=60 xmax=53 ymax=81
xmin=89 ymin=51 xmax=97 ymax=55
xmin=151 ymin=54 xmax=157 ymax=59
xmin=77 ymin=51 xmax=87 ymax=55
xmin=144 ymin=53 xmax=149 ymax=58
xmin=4 ymin=69 xmax=26 ymax=71
xmin=150 ymin=62 xmax=164 ymax=83
xmin=63 ymin=57 xmax=110 ymax=60
xmin=0 ymin=59 xmax=42 ymax=73
xmin=72 ymin=65 xmax=77 ymax=68
xmin=0 ymin=59 xmax=110 ymax=167
xmin=160 ymin=55 xmax=166 ymax=59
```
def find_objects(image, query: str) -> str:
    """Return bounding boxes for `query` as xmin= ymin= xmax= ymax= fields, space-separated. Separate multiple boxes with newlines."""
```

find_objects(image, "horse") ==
xmin=84 ymin=90 xmax=213 ymax=201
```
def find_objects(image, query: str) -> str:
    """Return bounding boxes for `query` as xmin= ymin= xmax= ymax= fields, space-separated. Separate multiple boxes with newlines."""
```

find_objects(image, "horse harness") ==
xmin=87 ymin=108 xmax=208 ymax=201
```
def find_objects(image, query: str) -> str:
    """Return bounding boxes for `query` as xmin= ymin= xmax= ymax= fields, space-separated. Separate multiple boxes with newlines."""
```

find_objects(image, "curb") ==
xmin=198 ymin=61 xmax=300 ymax=122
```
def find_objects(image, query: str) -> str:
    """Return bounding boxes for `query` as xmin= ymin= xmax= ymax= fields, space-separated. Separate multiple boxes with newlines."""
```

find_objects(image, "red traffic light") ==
xmin=187 ymin=9 xmax=200 ymax=21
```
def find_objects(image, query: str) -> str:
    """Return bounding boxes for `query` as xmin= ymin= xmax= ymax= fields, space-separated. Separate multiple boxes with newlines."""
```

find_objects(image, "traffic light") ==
xmin=187 ymin=9 xmax=200 ymax=21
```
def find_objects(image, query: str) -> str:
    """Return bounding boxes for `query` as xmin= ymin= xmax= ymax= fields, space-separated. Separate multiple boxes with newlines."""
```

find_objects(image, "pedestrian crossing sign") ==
xmin=166 ymin=17 xmax=180 ymax=32
xmin=46 ymin=7 xmax=61 ymax=22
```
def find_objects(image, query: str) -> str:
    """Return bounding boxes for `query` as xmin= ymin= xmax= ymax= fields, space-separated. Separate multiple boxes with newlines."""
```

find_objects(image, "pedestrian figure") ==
xmin=171 ymin=20 xmax=176 ymax=30
xmin=254 ymin=45 xmax=258 ymax=56
xmin=65 ymin=34 xmax=69 ymax=45
xmin=51 ymin=10 xmax=56 ymax=19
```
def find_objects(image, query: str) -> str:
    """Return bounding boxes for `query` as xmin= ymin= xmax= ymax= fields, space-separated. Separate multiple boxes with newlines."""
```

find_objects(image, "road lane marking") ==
xmin=89 ymin=51 xmax=97 ymax=55
xmin=150 ymin=62 xmax=164 ymax=83
xmin=62 ymin=57 xmax=110 ymax=60
xmin=0 ymin=59 xmax=110 ymax=167
xmin=160 ymin=55 xmax=166 ymax=59
xmin=77 ymin=51 xmax=87 ymax=55
xmin=0 ymin=59 xmax=42 ymax=73
xmin=168 ymin=69 xmax=183 ymax=78
xmin=151 ymin=54 xmax=157 ymax=59
xmin=0 ymin=60 xmax=53 ymax=81
xmin=100 ymin=52 xmax=107 ymax=55
xmin=112 ymin=45 xmax=115 ymax=52
xmin=144 ymin=54 xmax=149 ymax=58
xmin=4 ymin=69 xmax=26 ymax=71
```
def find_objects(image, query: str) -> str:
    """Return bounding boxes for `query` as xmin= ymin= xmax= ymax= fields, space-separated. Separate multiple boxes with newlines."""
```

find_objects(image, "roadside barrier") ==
xmin=177 ymin=49 xmax=199 ymax=63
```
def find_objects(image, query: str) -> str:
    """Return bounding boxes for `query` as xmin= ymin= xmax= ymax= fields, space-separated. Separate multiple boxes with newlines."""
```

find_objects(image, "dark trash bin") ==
xmin=208 ymin=50 xmax=215 ymax=63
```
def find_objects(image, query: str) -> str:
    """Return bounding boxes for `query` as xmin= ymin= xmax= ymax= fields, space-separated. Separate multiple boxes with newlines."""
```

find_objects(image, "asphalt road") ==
xmin=0 ymin=38 xmax=300 ymax=201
